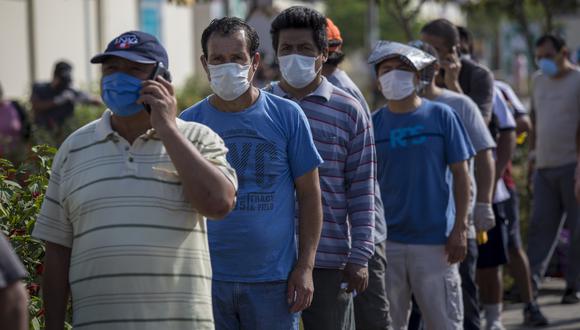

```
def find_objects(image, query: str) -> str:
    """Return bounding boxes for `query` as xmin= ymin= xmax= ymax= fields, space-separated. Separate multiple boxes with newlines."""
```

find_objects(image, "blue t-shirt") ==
xmin=372 ymin=99 xmax=474 ymax=245
xmin=179 ymin=91 xmax=323 ymax=282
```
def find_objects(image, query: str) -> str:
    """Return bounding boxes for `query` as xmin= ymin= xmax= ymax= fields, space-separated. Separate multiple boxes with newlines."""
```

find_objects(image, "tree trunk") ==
xmin=512 ymin=0 xmax=536 ymax=67
xmin=538 ymin=0 xmax=554 ymax=33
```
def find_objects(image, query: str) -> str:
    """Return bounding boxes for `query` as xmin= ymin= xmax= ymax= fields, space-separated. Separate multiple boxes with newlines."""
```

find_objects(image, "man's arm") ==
xmin=140 ymin=77 xmax=236 ymax=219
xmin=343 ymin=109 xmax=375 ymax=293
xmin=515 ymin=115 xmax=532 ymax=135
xmin=447 ymin=160 xmax=470 ymax=264
xmin=287 ymin=169 xmax=323 ymax=313
xmin=475 ymin=149 xmax=495 ymax=204
xmin=43 ymin=242 xmax=71 ymax=330
xmin=496 ymin=130 xmax=516 ymax=181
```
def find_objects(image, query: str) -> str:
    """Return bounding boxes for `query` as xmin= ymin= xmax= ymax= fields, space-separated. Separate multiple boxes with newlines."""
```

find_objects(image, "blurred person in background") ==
xmin=322 ymin=17 xmax=391 ymax=330
xmin=370 ymin=41 xmax=473 ymax=330
xmin=527 ymin=34 xmax=580 ymax=305
xmin=0 ymin=82 xmax=31 ymax=163
xmin=30 ymin=61 xmax=100 ymax=131
xmin=268 ymin=7 xmax=376 ymax=330
xmin=0 ymin=234 xmax=28 ymax=330
xmin=411 ymin=40 xmax=496 ymax=330
xmin=421 ymin=19 xmax=494 ymax=124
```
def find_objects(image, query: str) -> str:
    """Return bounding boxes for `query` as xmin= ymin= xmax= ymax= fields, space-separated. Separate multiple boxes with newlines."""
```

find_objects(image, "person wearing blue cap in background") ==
xmin=369 ymin=41 xmax=474 ymax=329
xmin=32 ymin=30 xmax=238 ymax=330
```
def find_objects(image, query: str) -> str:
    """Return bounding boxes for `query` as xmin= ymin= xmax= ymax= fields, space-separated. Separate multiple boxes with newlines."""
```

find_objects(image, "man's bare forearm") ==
xmin=496 ymin=131 xmax=516 ymax=181
xmin=43 ymin=242 xmax=71 ymax=330
xmin=295 ymin=169 xmax=323 ymax=270
xmin=451 ymin=161 xmax=470 ymax=231
xmin=474 ymin=149 xmax=495 ymax=204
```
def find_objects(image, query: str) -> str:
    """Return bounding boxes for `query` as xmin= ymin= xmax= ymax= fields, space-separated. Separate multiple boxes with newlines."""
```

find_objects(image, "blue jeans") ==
xmin=212 ymin=280 xmax=299 ymax=330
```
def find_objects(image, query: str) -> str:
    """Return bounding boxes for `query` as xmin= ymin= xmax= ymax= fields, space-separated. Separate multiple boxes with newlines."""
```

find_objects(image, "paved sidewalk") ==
xmin=503 ymin=278 xmax=580 ymax=330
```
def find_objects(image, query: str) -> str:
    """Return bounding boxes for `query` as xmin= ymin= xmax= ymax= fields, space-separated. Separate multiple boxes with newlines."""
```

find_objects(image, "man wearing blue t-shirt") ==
xmin=180 ymin=18 xmax=323 ymax=330
xmin=369 ymin=41 xmax=474 ymax=330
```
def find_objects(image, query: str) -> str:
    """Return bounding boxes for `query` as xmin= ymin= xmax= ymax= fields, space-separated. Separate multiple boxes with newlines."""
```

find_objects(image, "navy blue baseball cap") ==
xmin=91 ymin=31 xmax=169 ymax=68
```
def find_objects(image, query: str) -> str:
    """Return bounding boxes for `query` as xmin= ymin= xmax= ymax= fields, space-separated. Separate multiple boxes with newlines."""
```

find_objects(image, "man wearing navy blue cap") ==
xmin=33 ymin=31 xmax=238 ymax=330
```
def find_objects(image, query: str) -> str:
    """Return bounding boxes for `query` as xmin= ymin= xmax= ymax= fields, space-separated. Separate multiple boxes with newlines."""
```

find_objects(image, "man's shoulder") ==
xmin=461 ymin=58 xmax=493 ymax=79
xmin=179 ymin=97 xmax=210 ymax=121
xmin=56 ymin=119 xmax=101 ymax=158
xmin=438 ymin=89 xmax=478 ymax=110
xmin=328 ymin=85 xmax=365 ymax=117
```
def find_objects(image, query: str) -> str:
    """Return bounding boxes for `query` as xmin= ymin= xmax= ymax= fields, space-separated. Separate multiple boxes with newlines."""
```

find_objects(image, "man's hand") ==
xmin=441 ymin=50 xmax=462 ymax=92
xmin=474 ymin=202 xmax=495 ymax=231
xmin=342 ymin=262 xmax=369 ymax=293
xmin=287 ymin=265 xmax=314 ymax=313
xmin=445 ymin=226 xmax=467 ymax=264
xmin=138 ymin=76 xmax=178 ymax=133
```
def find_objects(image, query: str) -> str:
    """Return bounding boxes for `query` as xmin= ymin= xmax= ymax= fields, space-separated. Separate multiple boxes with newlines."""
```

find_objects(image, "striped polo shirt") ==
xmin=33 ymin=110 xmax=237 ymax=330
xmin=268 ymin=77 xmax=375 ymax=269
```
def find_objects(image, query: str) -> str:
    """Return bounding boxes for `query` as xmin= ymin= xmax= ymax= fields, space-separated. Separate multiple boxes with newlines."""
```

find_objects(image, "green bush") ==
xmin=0 ymin=145 xmax=72 ymax=329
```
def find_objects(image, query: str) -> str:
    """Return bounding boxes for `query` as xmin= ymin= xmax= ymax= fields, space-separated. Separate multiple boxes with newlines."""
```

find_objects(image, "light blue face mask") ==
xmin=538 ymin=58 xmax=559 ymax=77
xmin=101 ymin=72 xmax=144 ymax=117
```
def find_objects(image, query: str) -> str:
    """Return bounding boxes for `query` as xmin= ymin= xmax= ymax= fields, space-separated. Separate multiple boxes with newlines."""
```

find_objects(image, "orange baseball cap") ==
xmin=326 ymin=18 xmax=343 ymax=53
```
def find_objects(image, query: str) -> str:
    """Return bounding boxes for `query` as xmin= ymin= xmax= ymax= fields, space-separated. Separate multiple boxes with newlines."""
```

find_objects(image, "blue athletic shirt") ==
xmin=179 ymin=91 xmax=323 ymax=282
xmin=372 ymin=99 xmax=474 ymax=245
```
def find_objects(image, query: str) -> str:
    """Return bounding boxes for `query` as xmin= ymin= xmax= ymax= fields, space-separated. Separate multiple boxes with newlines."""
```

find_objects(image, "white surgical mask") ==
xmin=379 ymin=70 xmax=416 ymax=101
xmin=278 ymin=54 xmax=320 ymax=88
xmin=208 ymin=63 xmax=251 ymax=101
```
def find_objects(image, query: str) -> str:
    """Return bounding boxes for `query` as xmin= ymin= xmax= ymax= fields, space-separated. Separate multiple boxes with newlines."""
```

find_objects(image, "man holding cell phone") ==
xmin=33 ymin=31 xmax=238 ymax=330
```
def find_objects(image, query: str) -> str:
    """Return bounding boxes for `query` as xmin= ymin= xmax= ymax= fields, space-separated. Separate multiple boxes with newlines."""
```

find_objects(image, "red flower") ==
xmin=36 ymin=308 xmax=45 ymax=317
xmin=32 ymin=191 xmax=41 ymax=198
xmin=9 ymin=228 xmax=26 ymax=237
xmin=35 ymin=263 xmax=44 ymax=275
xmin=27 ymin=283 xmax=40 ymax=295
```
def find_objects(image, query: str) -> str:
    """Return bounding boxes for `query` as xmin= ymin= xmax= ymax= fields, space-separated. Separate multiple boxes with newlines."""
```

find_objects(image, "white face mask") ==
xmin=278 ymin=54 xmax=320 ymax=89
xmin=379 ymin=70 xmax=416 ymax=101
xmin=208 ymin=62 xmax=251 ymax=101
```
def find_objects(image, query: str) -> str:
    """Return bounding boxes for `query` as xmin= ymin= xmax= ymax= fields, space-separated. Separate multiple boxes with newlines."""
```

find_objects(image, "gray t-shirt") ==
xmin=532 ymin=68 xmax=580 ymax=169
xmin=435 ymin=89 xmax=496 ymax=238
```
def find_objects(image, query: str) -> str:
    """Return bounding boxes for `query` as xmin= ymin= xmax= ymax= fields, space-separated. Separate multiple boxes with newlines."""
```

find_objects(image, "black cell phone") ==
xmin=145 ymin=62 xmax=167 ymax=113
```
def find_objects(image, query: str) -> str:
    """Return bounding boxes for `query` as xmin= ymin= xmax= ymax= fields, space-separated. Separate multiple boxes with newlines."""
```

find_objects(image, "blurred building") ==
xmin=0 ymin=0 xmax=250 ymax=99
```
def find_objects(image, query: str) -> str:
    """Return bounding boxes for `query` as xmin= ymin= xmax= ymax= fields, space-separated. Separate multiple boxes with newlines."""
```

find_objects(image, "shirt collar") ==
xmin=271 ymin=76 xmax=333 ymax=102
xmin=94 ymin=109 xmax=160 ymax=142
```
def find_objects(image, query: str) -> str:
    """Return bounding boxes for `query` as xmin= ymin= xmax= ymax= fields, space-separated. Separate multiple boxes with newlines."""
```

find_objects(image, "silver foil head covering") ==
xmin=368 ymin=40 xmax=436 ymax=72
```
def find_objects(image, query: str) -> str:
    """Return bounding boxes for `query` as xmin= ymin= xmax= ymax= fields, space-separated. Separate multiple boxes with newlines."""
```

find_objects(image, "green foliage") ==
xmin=326 ymin=0 xmax=425 ymax=52
xmin=176 ymin=74 xmax=212 ymax=112
xmin=0 ymin=145 xmax=73 ymax=329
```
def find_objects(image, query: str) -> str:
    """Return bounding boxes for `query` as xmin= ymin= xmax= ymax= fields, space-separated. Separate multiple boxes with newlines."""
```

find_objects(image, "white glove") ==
xmin=54 ymin=90 xmax=77 ymax=105
xmin=474 ymin=202 xmax=495 ymax=231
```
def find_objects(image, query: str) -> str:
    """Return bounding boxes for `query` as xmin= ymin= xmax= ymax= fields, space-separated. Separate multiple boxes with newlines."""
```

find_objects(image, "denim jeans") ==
xmin=212 ymin=280 xmax=299 ymax=330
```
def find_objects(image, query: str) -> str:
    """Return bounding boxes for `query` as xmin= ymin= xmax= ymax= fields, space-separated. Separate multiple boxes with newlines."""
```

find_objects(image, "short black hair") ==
xmin=53 ymin=61 xmax=72 ymax=77
xmin=456 ymin=25 xmax=474 ymax=55
xmin=270 ymin=6 xmax=328 ymax=54
xmin=201 ymin=16 xmax=260 ymax=58
xmin=420 ymin=19 xmax=459 ymax=50
xmin=535 ymin=34 xmax=566 ymax=51
xmin=326 ymin=50 xmax=345 ymax=66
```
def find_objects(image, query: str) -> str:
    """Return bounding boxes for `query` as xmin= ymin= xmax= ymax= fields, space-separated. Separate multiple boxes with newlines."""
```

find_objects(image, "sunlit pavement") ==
xmin=504 ymin=277 xmax=580 ymax=330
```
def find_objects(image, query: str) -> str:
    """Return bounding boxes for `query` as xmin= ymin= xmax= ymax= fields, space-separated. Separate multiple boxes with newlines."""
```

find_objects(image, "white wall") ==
xmin=33 ymin=0 xmax=99 ymax=90
xmin=0 ymin=1 xmax=30 ymax=98
xmin=162 ymin=2 xmax=195 ymax=87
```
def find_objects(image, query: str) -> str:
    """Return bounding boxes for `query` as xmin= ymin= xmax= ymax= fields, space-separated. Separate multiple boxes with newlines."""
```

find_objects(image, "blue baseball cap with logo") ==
xmin=91 ymin=31 xmax=169 ymax=68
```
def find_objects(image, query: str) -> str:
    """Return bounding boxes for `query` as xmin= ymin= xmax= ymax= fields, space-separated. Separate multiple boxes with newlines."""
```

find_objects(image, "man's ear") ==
xmin=322 ymin=47 xmax=329 ymax=63
xmin=200 ymin=55 xmax=210 ymax=80
xmin=251 ymin=52 xmax=261 ymax=71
